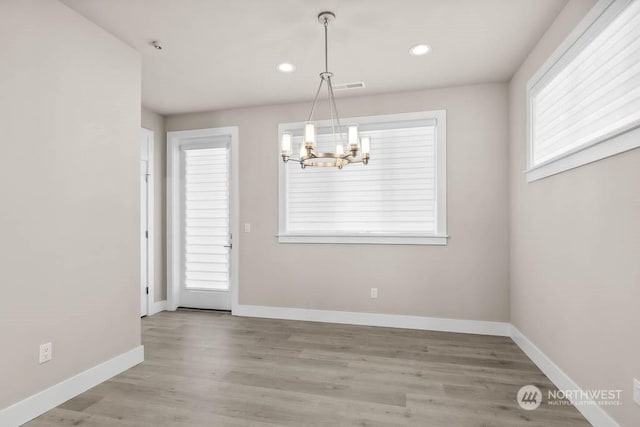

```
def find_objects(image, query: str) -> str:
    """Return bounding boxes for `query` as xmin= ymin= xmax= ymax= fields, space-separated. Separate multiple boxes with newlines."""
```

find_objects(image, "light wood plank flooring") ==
xmin=27 ymin=310 xmax=588 ymax=426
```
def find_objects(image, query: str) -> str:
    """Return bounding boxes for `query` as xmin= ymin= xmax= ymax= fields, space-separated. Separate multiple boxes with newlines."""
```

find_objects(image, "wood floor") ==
xmin=27 ymin=310 xmax=588 ymax=426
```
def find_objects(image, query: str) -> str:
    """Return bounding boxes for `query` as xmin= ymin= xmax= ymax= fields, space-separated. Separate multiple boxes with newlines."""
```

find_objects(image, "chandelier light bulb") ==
xmin=336 ymin=143 xmax=344 ymax=155
xmin=299 ymin=142 xmax=307 ymax=158
xmin=361 ymin=136 xmax=370 ymax=154
xmin=304 ymin=122 xmax=316 ymax=146
xmin=281 ymin=133 xmax=292 ymax=155
xmin=348 ymin=125 xmax=359 ymax=150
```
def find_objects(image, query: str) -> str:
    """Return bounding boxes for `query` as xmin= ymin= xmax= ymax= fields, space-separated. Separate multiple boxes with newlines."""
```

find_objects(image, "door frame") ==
xmin=167 ymin=127 xmax=239 ymax=312
xmin=141 ymin=127 xmax=155 ymax=316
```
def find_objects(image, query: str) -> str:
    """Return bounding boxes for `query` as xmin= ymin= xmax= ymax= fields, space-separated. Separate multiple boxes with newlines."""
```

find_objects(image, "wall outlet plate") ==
xmin=39 ymin=342 xmax=52 ymax=364
xmin=634 ymin=378 xmax=640 ymax=406
xmin=370 ymin=288 xmax=378 ymax=299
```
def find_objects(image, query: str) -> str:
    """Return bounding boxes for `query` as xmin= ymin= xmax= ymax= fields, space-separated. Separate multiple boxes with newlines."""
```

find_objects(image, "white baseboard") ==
xmin=510 ymin=326 xmax=619 ymax=427
xmin=0 ymin=345 xmax=144 ymax=427
xmin=148 ymin=300 xmax=167 ymax=316
xmin=233 ymin=304 xmax=510 ymax=336
xmin=0 ymin=307 xmax=617 ymax=427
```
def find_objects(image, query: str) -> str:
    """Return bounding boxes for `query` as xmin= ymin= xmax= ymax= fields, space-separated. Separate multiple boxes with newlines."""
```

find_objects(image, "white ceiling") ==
xmin=61 ymin=0 xmax=568 ymax=115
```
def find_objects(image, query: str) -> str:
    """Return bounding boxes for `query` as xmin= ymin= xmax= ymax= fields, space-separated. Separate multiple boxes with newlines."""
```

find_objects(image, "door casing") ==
xmin=141 ymin=128 xmax=155 ymax=316
xmin=167 ymin=127 xmax=239 ymax=312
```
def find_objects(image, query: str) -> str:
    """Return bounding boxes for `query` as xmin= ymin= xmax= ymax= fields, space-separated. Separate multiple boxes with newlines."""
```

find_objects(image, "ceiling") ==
xmin=61 ymin=0 xmax=568 ymax=115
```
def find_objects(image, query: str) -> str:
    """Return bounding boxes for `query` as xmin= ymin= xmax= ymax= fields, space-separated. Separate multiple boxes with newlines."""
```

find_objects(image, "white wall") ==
xmin=166 ymin=83 xmax=510 ymax=322
xmin=0 ymin=0 xmax=141 ymax=409
xmin=509 ymin=0 xmax=640 ymax=425
xmin=141 ymin=107 xmax=167 ymax=302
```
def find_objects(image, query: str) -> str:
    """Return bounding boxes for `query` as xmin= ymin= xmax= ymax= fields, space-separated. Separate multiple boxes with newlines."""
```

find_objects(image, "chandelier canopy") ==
xmin=281 ymin=11 xmax=370 ymax=169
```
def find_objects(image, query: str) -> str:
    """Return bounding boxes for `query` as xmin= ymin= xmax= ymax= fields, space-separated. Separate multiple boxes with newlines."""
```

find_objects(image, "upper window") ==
xmin=278 ymin=111 xmax=447 ymax=245
xmin=527 ymin=0 xmax=640 ymax=182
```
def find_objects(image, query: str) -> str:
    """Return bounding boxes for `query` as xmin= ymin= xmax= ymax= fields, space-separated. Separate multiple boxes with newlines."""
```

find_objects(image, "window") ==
xmin=278 ymin=111 xmax=447 ymax=245
xmin=526 ymin=0 xmax=640 ymax=182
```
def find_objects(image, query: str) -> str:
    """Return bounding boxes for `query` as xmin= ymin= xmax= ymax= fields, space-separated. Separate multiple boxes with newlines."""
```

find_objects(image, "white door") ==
xmin=178 ymin=138 xmax=232 ymax=310
xmin=140 ymin=132 xmax=150 ymax=316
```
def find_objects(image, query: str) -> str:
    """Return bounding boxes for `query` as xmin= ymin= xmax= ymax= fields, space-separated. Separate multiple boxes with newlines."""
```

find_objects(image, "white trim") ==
xmin=277 ymin=110 xmax=447 ymax=245
xmin=229 ymin=128 xmax=240 ymax=312
xmin=147 ymin=130 xmax=155 ymax=315
xmin=0 ymin=346 xmax=144 ymax=427
xmin=510 ymin=326 xmax=619 ymax=427
xmin=279 ymin=114 xmax=440 ymax=135
xmin=167 ymin=127 xmax=240 ymax=312
xmin=141 ymin=128 xmax=155 ymax=315
xmin=276 ymin=234 xmax=448 ymax=245
xmin=526 ymin=0 xmax=621 ymax=89
xmin=525 ymin=126 xmax=640 ymax=182
xmin=148 ymin=300 xmax=167 ymax=316
xmin=525 ymin=0 xmax=640 ymax=182
xmin=233 ymin=305 xmax=510 ymax=336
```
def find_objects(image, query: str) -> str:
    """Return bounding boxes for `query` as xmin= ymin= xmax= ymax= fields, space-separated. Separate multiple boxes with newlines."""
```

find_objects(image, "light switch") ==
xmin=244 ymin=223 xmax=251 ymax=233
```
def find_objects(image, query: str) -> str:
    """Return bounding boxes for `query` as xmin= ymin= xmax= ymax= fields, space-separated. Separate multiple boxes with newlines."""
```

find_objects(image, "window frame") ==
xmin=526 ymin=0 xmax=640 ymax=182
xmin=277 ymin=110 xmax=448 ymax=245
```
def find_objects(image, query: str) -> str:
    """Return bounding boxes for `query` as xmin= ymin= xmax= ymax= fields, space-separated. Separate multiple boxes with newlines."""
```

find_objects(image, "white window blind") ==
xmin=528 ymin=0 xmax=640 ymax=179
xmin=183 ymin=146 xmax=230 ymax=290
xmin=279 ymin=111 xmax=447 ymax=245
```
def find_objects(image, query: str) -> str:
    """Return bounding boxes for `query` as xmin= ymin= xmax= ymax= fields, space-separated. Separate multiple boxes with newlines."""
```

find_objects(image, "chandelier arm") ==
xmin=327 ymin=77 xmax=343 ymax=133
xmin=307 ymin=78 xmax=325 ymax=122
xmin=328 ymin=77 xmax=336 ymax=137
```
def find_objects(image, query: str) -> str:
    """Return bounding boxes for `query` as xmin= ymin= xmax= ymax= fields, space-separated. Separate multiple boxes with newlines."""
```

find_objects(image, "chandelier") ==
xmin=280 ymin=11 xmax=370 ymax=169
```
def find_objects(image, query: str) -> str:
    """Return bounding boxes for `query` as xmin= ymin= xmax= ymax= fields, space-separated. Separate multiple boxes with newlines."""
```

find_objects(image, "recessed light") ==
xmin=277 ymin=62 xmax=296 ymax=73
xmin=409 ymin=44 xmax=432 ymax=56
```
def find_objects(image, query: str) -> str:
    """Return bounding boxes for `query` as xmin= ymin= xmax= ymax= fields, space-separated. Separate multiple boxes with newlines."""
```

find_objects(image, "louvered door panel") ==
xmin=184 ymin=147 xmax=230 ymax=290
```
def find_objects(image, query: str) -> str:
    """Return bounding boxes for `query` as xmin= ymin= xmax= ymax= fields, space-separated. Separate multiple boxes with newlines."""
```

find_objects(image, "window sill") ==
xmin=277 ymin=233 xmax=448 ymax=245
xmin=526 ymin=124 xmax=640 ymax=182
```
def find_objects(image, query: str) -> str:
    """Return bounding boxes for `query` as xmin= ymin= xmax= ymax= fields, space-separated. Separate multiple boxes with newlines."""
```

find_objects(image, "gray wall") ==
xmin=141 ymin=107 xmax=167 ymax=302
xmin=509 ymin=0 xmax=640 ymax=425
xmin=166 ymin=83 xmax=510 ymax=321
xmin=0 ymin=0 xmax=141 ymax=408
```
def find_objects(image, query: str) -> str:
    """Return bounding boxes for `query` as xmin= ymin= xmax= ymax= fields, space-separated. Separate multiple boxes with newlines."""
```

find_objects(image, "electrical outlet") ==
xmin=634 ymin=378 xmax=640 ymax=406
xmin=39 ymin=342 xmax=52 ymax=364
xmin=244 ymin=223 xmax=251 ymax=233
xmin=370 ymin=288 xmax=378 ymax=299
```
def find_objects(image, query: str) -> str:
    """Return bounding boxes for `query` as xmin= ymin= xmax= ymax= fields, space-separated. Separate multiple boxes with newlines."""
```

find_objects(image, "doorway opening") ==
xmin=167 ymin=127 xmax=239 ymax=312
